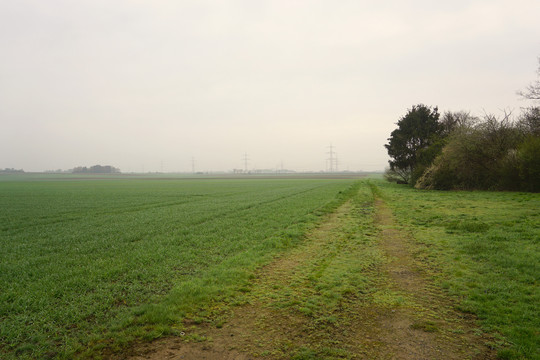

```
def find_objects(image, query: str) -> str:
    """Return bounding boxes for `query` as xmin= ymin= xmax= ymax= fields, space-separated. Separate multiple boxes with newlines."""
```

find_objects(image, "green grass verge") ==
xmin=374 ymin=180 xmax=539 ymax=360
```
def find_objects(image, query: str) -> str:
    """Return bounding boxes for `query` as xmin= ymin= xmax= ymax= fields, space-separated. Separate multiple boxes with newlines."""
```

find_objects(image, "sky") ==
xmin=1 ymin=0 xmax=539 ymax=173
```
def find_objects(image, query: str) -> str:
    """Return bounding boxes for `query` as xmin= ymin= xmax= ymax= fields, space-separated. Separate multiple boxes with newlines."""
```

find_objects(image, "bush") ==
xmin=415 ymin=114 xmax=526 ymax=191
xmin=517 ymin=136 xmax=540 ymax=192
xmin=415 ymin=158 xmax=455 ymax=190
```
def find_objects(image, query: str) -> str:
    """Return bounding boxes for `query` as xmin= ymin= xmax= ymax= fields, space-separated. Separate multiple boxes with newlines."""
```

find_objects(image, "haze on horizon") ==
xmin=1 ymin=0 xmax=539 ymax=173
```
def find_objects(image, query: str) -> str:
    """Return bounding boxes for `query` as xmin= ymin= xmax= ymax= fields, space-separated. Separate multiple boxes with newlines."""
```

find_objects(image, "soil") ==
xmin=117 ymin=194 xmax=496 ymax=360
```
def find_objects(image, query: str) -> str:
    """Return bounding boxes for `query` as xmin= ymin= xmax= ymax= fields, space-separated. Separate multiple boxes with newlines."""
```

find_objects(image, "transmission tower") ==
xmin=242 ymin=152 xmax=249 ymax=173
xmin=191 ymin=157 xmax=195 ymax=174
xmin=327 ymin=144 xmax=338 ymax=172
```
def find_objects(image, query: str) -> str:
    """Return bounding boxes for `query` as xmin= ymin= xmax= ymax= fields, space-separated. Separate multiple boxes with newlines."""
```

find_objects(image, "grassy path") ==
xmin=122 ymin=183 xmax=495 ymax=359
xmin=369 ymin=197 xmax=493 ymax=359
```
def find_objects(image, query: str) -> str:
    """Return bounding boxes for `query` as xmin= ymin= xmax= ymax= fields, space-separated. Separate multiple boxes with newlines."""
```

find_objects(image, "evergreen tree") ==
xmin=384 ymin=104 xmax=441 ymax=183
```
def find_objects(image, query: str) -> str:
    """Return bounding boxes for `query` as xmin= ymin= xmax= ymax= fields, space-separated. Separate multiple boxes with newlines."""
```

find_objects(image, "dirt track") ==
xmin=119 ymin=190 xmax=495 ymax=359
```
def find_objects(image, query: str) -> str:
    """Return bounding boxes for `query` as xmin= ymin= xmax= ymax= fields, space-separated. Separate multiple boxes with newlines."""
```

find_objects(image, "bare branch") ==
xmin=518 ymin=57 xmax=540 ymax=101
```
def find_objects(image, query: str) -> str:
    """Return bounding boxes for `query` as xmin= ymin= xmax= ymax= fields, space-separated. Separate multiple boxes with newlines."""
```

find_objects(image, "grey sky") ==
xmin=1 ymin=0 xmax=539 ymax=172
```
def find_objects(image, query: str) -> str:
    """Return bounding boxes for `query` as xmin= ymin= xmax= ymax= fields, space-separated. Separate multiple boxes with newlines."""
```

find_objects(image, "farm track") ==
xmin=365 ymin=198 xmax=495 ymax=359
xmin=122 ymin=187 xmax=495 ymax=360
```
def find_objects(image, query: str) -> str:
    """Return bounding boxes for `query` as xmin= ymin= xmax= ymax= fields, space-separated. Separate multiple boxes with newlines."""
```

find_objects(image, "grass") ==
xmin=374 ymin=180 xmax=540 ymax=360
xmin=2 ymin=175 xmax=537 ymax=359
xmin=0 ymin=176 xmax=358 ymax=359
xmin=238 ymin=182 xmax=382 ymax=359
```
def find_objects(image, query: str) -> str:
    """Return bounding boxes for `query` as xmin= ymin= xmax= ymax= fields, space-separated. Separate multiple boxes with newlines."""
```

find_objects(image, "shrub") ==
xmin=415 ymin=114 xmax=525 ymax=190
xmin=517 ymin=136 xmax=540 ymax=192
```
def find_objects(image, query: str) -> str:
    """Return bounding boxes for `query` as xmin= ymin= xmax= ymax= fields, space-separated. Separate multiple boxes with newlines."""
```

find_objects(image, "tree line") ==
xmin=72 ymin=165 xmax=120 ymax=174
xmin=0 ymin=168 xmax=24 ymax=174
xmin=385 ymin=60 xmax=539 ymax=192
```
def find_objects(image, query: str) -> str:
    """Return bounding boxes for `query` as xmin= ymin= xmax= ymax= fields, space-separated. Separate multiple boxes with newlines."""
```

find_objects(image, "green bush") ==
xmin=415 ymin=114 xmax=537 ymax=191
xmin=517 ymin=136 xmax=540 ymax=192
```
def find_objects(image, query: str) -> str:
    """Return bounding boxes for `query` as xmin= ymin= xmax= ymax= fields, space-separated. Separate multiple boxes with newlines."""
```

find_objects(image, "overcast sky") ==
xmin=1 ymin=0 xmax=539 ymax=173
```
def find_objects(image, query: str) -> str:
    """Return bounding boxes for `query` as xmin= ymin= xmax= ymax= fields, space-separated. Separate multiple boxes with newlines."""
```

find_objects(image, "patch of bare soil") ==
xmin=119 ymin=196 xmax=496 ymax=360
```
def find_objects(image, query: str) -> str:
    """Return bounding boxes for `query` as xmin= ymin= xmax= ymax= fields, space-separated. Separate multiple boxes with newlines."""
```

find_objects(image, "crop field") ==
xmin=0 ymin=176 xmax=358 ymax=359
xmin=0 ymin=176 xmax=538 ymax=360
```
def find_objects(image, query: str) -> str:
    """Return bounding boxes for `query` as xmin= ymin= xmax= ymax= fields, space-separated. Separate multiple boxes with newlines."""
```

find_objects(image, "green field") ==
xmin=0 ymin=176 xmax=358 ymax=359
xmin=0 ymin=176 xmax=538 ymax=359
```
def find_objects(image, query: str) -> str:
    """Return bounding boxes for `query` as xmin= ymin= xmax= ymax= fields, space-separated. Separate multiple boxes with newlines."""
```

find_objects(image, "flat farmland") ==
xmin=0 ymin=176 xmax=358 ymax=359
xmin=1 ymin=176 xmax=538 ymax=360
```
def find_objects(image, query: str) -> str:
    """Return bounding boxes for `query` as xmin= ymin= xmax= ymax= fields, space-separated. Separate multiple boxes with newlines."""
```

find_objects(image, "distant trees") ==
xmin=0 ymin=168 xmax=24 ymax=174
xmin=72 ymin=165 xmax=120 ymax=174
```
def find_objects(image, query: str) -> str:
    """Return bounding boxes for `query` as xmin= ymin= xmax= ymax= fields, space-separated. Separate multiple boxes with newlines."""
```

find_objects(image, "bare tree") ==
xmin=518 ymin=57 xmax=540 ymax=101
xmin=440 ymin=110 xmax=478 ymax=136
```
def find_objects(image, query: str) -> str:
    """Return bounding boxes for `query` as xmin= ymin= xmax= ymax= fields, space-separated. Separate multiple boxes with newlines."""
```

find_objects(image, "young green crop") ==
xmin=0 ymin=177 xmax=358 ymax=359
